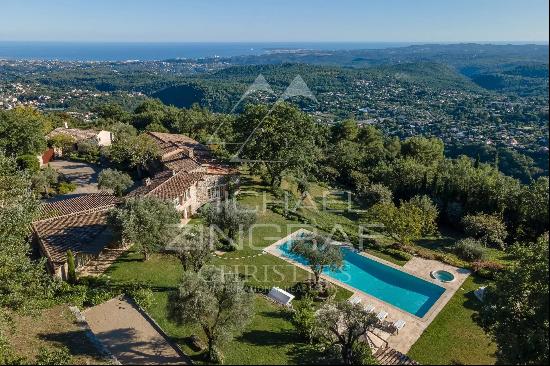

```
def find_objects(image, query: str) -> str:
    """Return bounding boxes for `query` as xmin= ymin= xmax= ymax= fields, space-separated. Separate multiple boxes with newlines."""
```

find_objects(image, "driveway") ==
xmin=83 ymin=297 xmax=189 ymax=365
xmin=48 ymin=159 xmax=100 ymax=194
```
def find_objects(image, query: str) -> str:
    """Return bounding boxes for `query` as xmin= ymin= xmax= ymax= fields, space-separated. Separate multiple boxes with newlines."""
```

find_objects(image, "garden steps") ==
xmin=78 ymin=246 xmax=130 ymax=277
xmin=375 ymin=347 xmax=419 ymax=365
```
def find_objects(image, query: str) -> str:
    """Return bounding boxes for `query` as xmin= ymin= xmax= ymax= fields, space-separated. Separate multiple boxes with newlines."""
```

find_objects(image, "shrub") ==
xmin=77 ymin=140 xmax=100 ymax=157
xmin=358 ymin=183 xmax=393 ymax=207
xmin=350 ymin=342 xmax=379 ymax=365
xmin=317 ymin=165 xmax=340 ymax=184
xmin=462 ymin=213 xmax=508 ymax=249
xmin=84 ymin=286 xmax=118 ymax=307
xmin=292 ymin=295 xmax=316 ymax=342
xmin=382 ymin=248 xmax=413 ymax=261
xmin=127 ymin=285 xmax=155 ymax=309
xmin=36 ymin=346 xmax=71 ymax=365
xmin=471 ymin=260 xmax=506 ymax=279
xmin=98 ymin=168 xmax=133 ymax=196
xmin=53 ymin=282 xmax=87 ymax=307
xmin=57 ymin=181 xmax=76 ymax=195
xmin=16 ymin=154 xmax=40 ymax=173
xmin=454 ymin=238 xmax=487 ymax=262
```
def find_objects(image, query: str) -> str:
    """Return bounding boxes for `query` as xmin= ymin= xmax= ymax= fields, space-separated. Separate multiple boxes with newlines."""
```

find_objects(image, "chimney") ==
xmin=144 ymin=178 xmax=152 ymax=186
xmin=64 ymin=122 xmax=69 ymax=129
xmin=183 ymin=147 xmax=194 ymax=159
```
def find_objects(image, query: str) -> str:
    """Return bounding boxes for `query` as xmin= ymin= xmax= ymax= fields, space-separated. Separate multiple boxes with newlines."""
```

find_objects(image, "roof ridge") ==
xmin=145 ymin=169 xmax=204 ymax=197
xmin=34 ymin=204 xmax=115 ymax=224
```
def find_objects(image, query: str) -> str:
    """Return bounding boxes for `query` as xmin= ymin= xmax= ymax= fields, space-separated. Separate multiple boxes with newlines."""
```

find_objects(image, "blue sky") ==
xmin=0 ymin=0 xmax=548 ymax=42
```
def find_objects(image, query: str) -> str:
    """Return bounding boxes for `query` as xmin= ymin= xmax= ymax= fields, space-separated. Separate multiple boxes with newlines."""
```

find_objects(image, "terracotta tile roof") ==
xmin=146 ymin=131 xmax=214 ymax=164
xmin=129 ymin=170 xmax=205 ymax=200
xmin=126 ymin=170 xmax=174 ymax=197
xmin=47 ymin=127 xmax=98 ymax=141
xmin=162 ymin=153 xmax=202 ymax=172
xmin=38 ymin=193 xmax=119 ymax=219
xmin=32 ymin=208 xmax=114 ymax=269
xmin=32 ymin=194 xmax=119 ymax=270
xmin=129 ymin=132 xmax=237 ymax=201
xmin=205 ymin=164 xmax=238 ymax=175
xmin=147 ymin=171 xmax=205 ymax=200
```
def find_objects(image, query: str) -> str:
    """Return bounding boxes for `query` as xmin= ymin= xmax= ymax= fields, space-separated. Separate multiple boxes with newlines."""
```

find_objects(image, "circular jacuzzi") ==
xmin=431 ymin=270 xmax=455 ymax=283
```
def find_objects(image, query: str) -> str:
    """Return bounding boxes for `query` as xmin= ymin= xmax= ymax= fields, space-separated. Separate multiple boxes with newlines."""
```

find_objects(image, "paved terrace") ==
xmin=264 ymin=230 xmax=470 ymax=354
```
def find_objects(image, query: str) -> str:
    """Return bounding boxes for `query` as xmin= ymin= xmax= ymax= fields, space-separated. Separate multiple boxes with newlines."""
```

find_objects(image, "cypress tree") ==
xmin=66 ymin=250 xmax=76 ymax=284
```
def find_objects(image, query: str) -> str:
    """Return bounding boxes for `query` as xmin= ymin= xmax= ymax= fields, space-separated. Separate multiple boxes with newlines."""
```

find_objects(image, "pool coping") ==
xmin=263 ymin=229 xmax=469 ymax=324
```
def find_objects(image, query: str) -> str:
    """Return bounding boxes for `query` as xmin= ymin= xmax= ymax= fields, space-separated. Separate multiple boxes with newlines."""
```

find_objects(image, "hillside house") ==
xmin=32 ymin=131 xmax=236 ymax=279
xmin=31 ymin=193 xmax=119 ymax=279
xmin=45 ymin=125 xmax=112 ymax=160
xmin=128 ymin=131 xmax=237 ymax=220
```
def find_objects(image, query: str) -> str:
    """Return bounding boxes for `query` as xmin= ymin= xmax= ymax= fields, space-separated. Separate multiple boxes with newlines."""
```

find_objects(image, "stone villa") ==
xmin=41 ymin=125 xmax=113 ymax=165
xmin=128 ymin=131 xmax=236 ymax=220
xmin=31 ymin=131 xmax=236 ymax=279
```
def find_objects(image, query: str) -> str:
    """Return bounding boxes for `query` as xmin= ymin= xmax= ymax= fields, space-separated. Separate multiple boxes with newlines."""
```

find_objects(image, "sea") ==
xmin=0 ymin=41 xmax=415 ymax=61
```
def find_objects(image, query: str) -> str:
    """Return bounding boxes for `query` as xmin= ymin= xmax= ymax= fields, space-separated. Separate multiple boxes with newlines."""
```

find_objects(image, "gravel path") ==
xmin=83 ymin=297 xmax=189 ymax=365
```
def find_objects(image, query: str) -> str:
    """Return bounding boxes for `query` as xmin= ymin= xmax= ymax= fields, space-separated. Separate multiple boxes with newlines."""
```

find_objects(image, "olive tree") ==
xmin=109 ymin=133 xmax=159 ymax=177
xmin=48 ymin=133 xmax=76 ymax=151
xmin=165 ymin=226 xmax=215 ymax=272
xmin=314 ymin=301 xmax=378 ymax=365
xmin=98 ymin=168 xmax=133 ymax=196
xmin=167 ymin=267 xmax=254 ymax=363
xmin=108 ymin=197 xmax=180 ymax=260
xmin=1 ymin=153 xmax=51 ymax=328
xmin=408 ymin=195 xmax=439 ymax=236
xmin=31 ymin=166 xmax=59 ymax=197
xmin=202 ymin=200 xmax=257 ymax=249
xmin=290 ymin=234 xmax=343 ymax=289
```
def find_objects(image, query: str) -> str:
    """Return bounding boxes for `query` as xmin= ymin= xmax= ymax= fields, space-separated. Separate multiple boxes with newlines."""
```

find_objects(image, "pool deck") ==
xmin=263 ymin=229 xmax=470 ymax=354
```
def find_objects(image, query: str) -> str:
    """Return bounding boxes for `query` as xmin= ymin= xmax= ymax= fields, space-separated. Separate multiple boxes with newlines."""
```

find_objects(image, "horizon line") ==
xmin=0 ymin=40 xmax=548 ymax=44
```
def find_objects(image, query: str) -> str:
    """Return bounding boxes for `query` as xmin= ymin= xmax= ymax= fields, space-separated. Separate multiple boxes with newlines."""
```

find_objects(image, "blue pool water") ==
xmin=278 ymin=240 xmax=445 ymax=317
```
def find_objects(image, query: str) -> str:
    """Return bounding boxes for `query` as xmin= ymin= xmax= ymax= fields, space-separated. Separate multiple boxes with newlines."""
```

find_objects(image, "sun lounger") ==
xmin=392 ymin=319 xmax=406 ymax=334
xmin=349 ymin=295 xmax=362 ymax=305
xmin=376 ymin=310 xmax=388 ymax=322
xmin=364 ymin=304 xmax=375 ymax=313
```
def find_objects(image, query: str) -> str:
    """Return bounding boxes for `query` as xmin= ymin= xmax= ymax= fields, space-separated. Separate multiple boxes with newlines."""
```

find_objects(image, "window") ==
xmin=208 ymin=185 xmax=226 ymax=201
xmin=179 ymin=188 xmax=192 ymax=205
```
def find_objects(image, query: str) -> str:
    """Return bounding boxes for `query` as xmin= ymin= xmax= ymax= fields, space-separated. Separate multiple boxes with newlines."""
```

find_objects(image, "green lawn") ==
xmin=408 ymin=275 xmax=497 ymax=365
xmin=2 ymin=305 xmax=107 ymax=365
xmin=103 ymin=175 xmax=355 ymax=364
xmin=145 ymin=293 xmax=332 ymax=365
xmin=103 ymin=173 xmax=498 ymax=365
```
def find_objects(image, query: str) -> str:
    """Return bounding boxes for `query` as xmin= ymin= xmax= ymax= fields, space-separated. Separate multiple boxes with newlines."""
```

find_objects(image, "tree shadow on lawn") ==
xmin=237 ymin=329 xmax=300 ymax=347
xmin=463 ymin=277 xmax=491 ymax=326
xmin=415 ymin=235 xmax=457 ymax=253
xmin=288 ymin=343 xmax=339 ymax=365
xmin=257 ymin=309 xmax=293 ymax=321
xmin=239 ymin=176 xmax=272 ymax=194
xmin=107 ymin=256 xmax=144 ymax=264
xmin=38 ymin=330 xmax=105 ymax=360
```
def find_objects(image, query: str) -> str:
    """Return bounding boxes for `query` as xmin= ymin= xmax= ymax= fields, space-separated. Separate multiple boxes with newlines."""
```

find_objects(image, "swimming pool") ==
xmin=277 ymin=240 xmax=446 ymax=317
